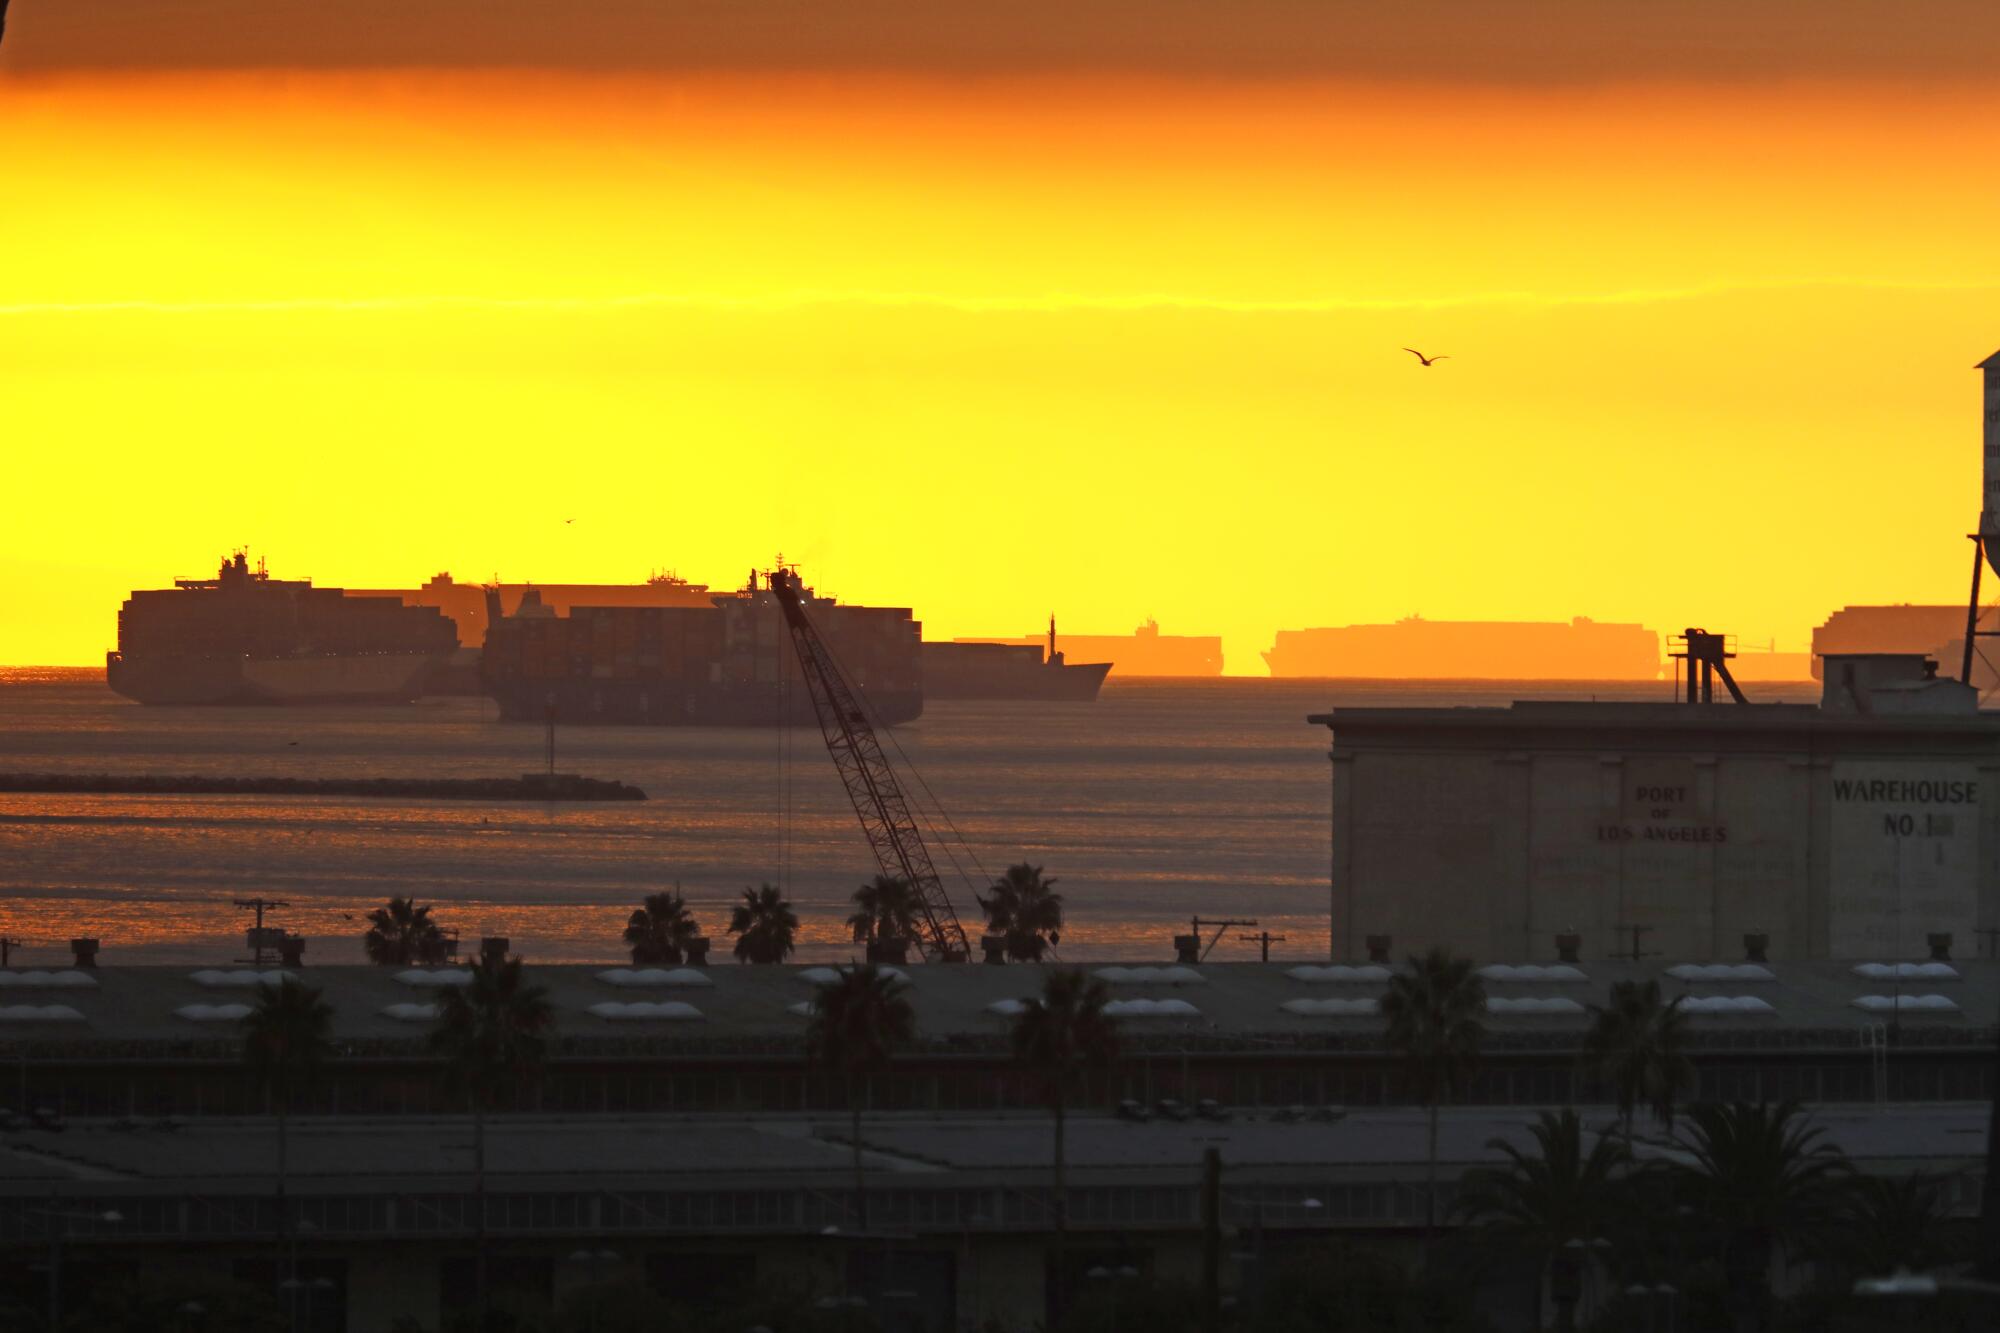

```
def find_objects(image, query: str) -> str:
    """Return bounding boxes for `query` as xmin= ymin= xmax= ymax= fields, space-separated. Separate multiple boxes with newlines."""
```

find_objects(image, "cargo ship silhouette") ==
xmin=954 ymin=618 xmax=1221 ymax=677
xmin=922 ymin=618 xmax=1111 ymax=701
xmin=1263 ymin=615 xmax=1661 ymax=680
xmin=106 ymin=552 xmax=458 ymax=705
xmin=476 ymin=570 xmax=923 ymax=726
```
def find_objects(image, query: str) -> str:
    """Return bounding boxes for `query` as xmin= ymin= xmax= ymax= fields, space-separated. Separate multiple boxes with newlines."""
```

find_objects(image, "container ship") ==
xmin=355 ymin=571 xmax=720 ymax=694
xmin=1811 ymin=604 xmax=2000 ymax=689
xmin=479 ymin=571 xmax=923 ymax=726
xmin=356 ymin=571 xmax=719 ymax=650
xmin=106 ymin=552 xmax=458 ymax=705
xmin=1262 ymin=615 xmax=1661 ymax=680
xmin=954 ymin=618 xmax=1221 ymax=677
xmin=922 ymin=619 xmax=1112 ymax=701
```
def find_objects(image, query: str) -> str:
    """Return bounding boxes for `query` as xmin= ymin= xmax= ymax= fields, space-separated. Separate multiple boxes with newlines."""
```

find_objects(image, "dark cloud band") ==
xmin=6 ymin=0 xmax=2000 ymax=81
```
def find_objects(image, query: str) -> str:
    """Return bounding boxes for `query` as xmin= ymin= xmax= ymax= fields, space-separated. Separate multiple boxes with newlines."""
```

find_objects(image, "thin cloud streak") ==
xmin=5 ymin=278 xmax=2000 ymax=320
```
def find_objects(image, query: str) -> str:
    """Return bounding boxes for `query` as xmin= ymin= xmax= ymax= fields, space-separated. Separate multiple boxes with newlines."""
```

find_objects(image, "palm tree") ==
xmin=430 ymin=952 xmax=554 ymax=1320
xmin=979 ymin=863 xmax=1065 ymax=962
xmin=1379 ymin=946 xmax=1486 ymax=1248
xmin=1584 ymin=979 xmax=1695 ymax=1142
xmin=1676 ymin=1101 xmax=1851 ymax=1331
xmin=847 ymin=875 xmax=918 ymax=954
xmin=241 ymin=978 xmax=335 ymax=1327
xmin=1457 ymin=1108 xmax=1634 ymax=1333
xmin=728 ymin=884 xmax=799 ymax=964
xmin=1010 ymin=969 xmax=1117 ymax=1239
xmin=363 ymin=896 xmax=451 ymax=966
xmin=1818 ymin=1172 xmax=1957 ymax=1286
xmin=805 ymin=965 xmax=914 ymax=1232
xmin=624 ymin=888 xmax=702 ymax=965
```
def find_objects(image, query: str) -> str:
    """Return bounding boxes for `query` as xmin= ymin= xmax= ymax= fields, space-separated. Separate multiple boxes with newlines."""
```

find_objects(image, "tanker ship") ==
xmin=922 ymin=618 xmax=1112 ymax=701
xmin=479 ymin=571 xmax=923 ymax=726
xmin=106 ymin=552 xmax=458 ymax=705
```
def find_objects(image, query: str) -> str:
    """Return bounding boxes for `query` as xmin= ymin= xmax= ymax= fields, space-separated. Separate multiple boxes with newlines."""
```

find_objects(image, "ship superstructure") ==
xmin=106 ymin=553 xmax=458 ymax=705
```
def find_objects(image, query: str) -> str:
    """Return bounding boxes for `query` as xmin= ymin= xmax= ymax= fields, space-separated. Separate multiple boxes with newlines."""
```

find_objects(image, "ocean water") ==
xmin=0 ymin=669 xmax=1818 ymax=966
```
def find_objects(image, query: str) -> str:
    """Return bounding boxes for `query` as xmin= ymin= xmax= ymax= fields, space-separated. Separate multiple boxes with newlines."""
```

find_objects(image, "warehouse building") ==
xmin=1312 ymin=654 xmax=2000 ymax=963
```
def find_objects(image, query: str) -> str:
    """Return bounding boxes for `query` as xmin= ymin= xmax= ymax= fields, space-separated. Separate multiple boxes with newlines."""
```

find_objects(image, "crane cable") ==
xmin=846 ymin=660 xmax=994 ymax=905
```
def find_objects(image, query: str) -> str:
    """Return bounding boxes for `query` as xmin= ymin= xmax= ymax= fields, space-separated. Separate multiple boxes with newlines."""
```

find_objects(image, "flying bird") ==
xmin=564 ymin=518 xmax=575 ymax=525
xmin=1402 ymin=348 xmax=1448 ymax=367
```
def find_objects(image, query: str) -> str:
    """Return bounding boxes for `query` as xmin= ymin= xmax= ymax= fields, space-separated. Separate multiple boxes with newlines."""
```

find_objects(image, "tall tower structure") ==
xmin=1983 ymin=351 xmax=2000 ymax=575
xmin=1962 ymin=351 xmax=2000 ymax=684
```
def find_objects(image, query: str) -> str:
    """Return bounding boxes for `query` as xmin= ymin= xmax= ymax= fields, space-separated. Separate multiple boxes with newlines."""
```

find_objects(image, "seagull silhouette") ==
xmin=1403 ymin=348 xmax=1448 ymax=367
xmin=564 ymin=518 xmax=575 ymax=525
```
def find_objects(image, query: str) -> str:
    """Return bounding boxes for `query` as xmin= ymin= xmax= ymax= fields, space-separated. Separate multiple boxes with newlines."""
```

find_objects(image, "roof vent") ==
xmin=479 ymin=937 xmax=509 ymax=964
xmin=69 ymin=938 xmax=99 ymax=970
xmin=1929 ymin=932 xmax=1953 ymax=962
xmin=1743 ymin=932 xmax=1770 ymax=964
xmin=1554 ymin=933 xmax=1581 ymax=964
xmin=1365 ymin=934 xmax=1393 ymax=964
xmin=1173 ymin=933 xmax=1200 ymax=964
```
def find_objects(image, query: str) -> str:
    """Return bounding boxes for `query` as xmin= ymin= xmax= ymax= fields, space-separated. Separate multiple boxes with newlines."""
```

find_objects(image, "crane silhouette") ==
xmin=1402 ymin=348 xmax=1449 ymax=367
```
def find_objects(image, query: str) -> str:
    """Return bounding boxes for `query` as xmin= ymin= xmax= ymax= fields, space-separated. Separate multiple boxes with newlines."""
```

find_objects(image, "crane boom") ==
xmin=767 ymin=568 xmax=970 ymax=962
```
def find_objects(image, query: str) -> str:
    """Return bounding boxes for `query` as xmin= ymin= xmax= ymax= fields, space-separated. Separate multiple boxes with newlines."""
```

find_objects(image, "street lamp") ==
xmin=279 ymin=1276 xmax=335 ymax=1333
xmin=1236 ymin=1196 xmax=1323 ymax=1306
xmin=1086 ymin=1265 xmax=1140 ymax=1333
xmin=30 ymin=1206 xmax=122 ymax=1333
xmin=562 ymin=1249 xmax=622 ymax=1333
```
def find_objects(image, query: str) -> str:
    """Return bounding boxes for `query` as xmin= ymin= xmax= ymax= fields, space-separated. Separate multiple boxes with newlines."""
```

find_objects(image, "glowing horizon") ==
xmin=5 ymin=68 xmax=2000 ymax=670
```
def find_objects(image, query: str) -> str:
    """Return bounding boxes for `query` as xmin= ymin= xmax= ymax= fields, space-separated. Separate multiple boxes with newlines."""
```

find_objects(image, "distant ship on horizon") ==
xmin=955 ymin=618 xmax=1222 ymax=677
xmin=1813 ymin=604 xmax=2000 ymax=689
xmin=1263 ymin=615 xmax=1663 ymax=680
xmin=923 ymin=617 xmax=1112 ymax=700
xmin=106 ymin=553 xmax=458 ymax=705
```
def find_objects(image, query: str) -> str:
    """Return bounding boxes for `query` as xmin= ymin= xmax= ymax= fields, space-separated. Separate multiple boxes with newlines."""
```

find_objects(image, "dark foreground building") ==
xmin=0 ymin=957 xmax=1992 ymax=1329
xmin=1313 ymin=654 xmax=2000 ymax=963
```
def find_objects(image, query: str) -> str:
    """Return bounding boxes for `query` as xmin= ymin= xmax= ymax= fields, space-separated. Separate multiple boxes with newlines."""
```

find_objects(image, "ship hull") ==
xmin=921 ymin=643 xmax=1111 ymax=700
xmin=107 ymin=652 xmax=441 ymax=705
xmin=486 ymin=680 xmax=924 ymax=727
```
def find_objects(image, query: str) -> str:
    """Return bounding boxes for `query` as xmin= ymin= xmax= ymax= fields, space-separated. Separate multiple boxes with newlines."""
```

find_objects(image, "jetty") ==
xmin=0 ymin=772 xmax=646 ymax=801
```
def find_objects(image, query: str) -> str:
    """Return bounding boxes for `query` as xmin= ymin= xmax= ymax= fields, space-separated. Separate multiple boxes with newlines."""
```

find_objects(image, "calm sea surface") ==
xmin=0 ymin=670 xmax=1818 ymax=966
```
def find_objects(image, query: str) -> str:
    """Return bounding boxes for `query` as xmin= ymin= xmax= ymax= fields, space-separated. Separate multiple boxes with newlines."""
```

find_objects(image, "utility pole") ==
xmin=234 ymin=898 xmax=289 ymax=968
xmin=1200 ymin=1147 xmax=1222 ymax=1333
xmin=1236 ymin=931 xmax=1287 ymax=963
xmin=0 ymin=937 xmax=23 ymax=968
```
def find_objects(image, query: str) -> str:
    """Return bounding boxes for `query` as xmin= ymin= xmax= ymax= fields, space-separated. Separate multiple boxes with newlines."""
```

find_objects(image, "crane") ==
xmin=766 ymin=567 xmax=972 ymax=962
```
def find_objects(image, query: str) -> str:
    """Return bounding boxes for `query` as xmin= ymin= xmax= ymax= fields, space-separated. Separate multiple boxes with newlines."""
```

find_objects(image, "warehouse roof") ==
xmin=1309 ymin=701 xmax=2000 ymax=748
xmin=0 ymin=1103 xmax=1984 ymax=1196
xmin=0 ymin=958 xmax=1990 ymax=1056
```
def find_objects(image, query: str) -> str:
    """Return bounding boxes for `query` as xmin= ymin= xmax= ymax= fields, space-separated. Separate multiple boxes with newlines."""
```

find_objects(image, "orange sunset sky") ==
xmin=4 ymin=2 xmax=2000 ymax=670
